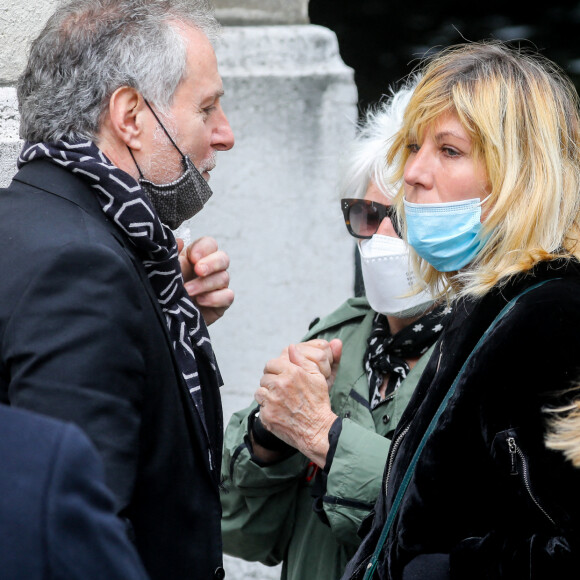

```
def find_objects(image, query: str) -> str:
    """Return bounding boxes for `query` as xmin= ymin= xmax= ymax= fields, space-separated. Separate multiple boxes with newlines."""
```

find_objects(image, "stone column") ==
xmin=0 ymin=3 xmax=358 ymax=579
xmin=180 ymin=14 xmax=358 ymax=576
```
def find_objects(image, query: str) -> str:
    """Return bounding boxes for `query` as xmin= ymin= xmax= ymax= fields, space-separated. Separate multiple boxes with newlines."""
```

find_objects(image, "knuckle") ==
xmin=311 ymin=349 xmax=325 ymax=363
xmin=285 ymin=366 xmax=302 ymax=383
xmin=217 ymin=250 xmax=230 ymax=268
xmin=214 ymin=271 xmax=229 ymax=288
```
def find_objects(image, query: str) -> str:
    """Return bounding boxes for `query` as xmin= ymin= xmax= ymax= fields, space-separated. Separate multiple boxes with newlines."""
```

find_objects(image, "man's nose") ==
xmin=212 ymin=107 xmax=235 ymax=151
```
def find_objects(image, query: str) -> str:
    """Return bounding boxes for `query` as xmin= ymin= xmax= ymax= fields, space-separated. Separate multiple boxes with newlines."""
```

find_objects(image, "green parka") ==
xmin=221 ymin=297 xmax=433 ymax=580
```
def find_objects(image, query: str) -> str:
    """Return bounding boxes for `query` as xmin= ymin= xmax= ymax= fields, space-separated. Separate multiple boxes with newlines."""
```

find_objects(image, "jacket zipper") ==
xmin=384 ymin=423 xmax=410 ymax=498
xmin=507 ymin=436 xmax=556 ymax=527
xmin=384 ymin=340 xmax=445 ymax=499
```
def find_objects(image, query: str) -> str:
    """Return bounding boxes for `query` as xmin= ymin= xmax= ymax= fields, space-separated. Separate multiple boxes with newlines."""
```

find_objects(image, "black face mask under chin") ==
xmin=128 ymin=100 xmax=213 ymax=230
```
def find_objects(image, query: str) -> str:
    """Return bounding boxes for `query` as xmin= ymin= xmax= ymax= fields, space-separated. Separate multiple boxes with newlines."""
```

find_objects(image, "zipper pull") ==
xmin=507 ymin=436 xmax=518 ymax=475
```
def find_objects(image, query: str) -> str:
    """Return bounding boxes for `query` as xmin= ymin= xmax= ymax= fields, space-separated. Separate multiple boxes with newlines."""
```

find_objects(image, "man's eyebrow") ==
xmin=201 ymin=88 xmax=224 ymax=104
xmin=199 ymin=89 xmax=224 ymax=107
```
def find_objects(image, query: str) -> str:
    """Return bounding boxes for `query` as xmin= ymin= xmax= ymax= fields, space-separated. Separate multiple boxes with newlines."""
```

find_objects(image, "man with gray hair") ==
xmin=0 ymin=1 xmax=234 ymax=578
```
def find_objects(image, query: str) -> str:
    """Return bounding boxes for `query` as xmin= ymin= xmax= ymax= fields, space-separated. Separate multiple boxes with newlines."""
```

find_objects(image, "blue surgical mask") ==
xmin=403 ymin=196 xmax=489 ymax=272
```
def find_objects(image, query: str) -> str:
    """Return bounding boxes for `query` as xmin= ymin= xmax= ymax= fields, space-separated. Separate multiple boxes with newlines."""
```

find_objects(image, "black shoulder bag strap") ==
xmin=363 ymin=278 xmax=559 ymax=580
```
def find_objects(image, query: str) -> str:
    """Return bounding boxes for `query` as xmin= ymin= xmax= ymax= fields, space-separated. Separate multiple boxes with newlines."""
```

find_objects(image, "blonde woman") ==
xmin=340 ymin=41 xmax=580 ymax=580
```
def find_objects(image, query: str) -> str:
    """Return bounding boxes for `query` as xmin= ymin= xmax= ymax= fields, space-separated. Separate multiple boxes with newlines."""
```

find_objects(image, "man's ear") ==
xmin=107 ymin=86 xmax=146 ymax=150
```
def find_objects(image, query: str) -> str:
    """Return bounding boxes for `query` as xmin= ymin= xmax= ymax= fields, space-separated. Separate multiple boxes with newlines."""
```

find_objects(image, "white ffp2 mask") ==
xmin=358 ymin=234 xmax=433 ymax=317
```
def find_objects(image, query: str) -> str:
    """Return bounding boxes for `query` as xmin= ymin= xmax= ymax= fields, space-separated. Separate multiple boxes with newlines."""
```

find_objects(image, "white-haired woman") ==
xmin=220 ymin=77 xmax=450 ymax=580
xmin=343 ymin=40 xmax=580 ymax=580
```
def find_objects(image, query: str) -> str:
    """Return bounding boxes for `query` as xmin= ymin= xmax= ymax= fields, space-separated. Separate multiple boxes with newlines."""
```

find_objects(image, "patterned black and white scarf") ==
xmin=365 ymin=304 xmax=450 ymax=409
xmin=18 ymin=139 xmax=221 ymax=434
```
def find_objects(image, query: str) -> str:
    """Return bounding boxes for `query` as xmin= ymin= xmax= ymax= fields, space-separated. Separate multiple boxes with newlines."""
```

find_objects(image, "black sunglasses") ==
xmin=340 ymin=198 xmax=401 ymax=239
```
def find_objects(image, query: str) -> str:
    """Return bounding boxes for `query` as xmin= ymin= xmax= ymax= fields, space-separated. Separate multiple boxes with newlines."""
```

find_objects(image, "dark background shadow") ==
xmin=309 ymin=1 xmax=580 ymax=114
xmin=309 ymin=2 xmax=580 ymax=296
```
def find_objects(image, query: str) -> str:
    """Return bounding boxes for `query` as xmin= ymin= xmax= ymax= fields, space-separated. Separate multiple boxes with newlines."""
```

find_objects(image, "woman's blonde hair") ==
xmin=546 ymin=396 xmax=580 ymax=467
xmin=388 ymin=40 xmax=580 ymax=298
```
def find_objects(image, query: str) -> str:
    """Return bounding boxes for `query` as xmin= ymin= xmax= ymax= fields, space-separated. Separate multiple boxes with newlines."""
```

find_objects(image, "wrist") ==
xmin=248 ymin=406 xmax=294 ymax=454
xmin=301 ymin=411 xmax=339 ymax=468
xmin=323 ymin=417 xmax=342 ymax=473
xmin=249 ymin=431 xmax=288 ymax=464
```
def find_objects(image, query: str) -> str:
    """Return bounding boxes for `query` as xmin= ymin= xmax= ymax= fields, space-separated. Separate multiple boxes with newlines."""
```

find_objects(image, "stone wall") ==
xmin=0 ymin=0 xmax=62 ymax=85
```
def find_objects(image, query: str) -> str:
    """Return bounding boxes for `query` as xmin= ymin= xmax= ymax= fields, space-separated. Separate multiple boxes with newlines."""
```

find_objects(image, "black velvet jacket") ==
xmin=343 ymin=259 xmax=580 ymax=580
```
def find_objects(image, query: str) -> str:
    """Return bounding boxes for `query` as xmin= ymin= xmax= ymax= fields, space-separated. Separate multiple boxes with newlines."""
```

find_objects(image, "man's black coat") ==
xmin=0 ymin=160 xmax=225 ymax=580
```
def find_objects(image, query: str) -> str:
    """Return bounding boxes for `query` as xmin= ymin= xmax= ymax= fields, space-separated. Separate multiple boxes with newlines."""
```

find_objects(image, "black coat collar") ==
xmin=12 ymin=159 xmax=129 ymax=248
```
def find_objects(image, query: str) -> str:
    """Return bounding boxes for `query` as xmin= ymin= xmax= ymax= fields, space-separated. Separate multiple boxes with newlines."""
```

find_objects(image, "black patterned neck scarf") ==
xmin=365 ymin=304 xmax=450 ymax=409
xmin=18 ymin=139 xmax=221 ymax=445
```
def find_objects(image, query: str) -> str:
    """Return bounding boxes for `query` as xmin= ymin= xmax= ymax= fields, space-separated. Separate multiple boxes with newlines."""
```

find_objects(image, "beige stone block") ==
xmin=0 ymin=0 xmax=62 ymax=84
xmin=213 ymin=0 xmax=309 ymax=25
